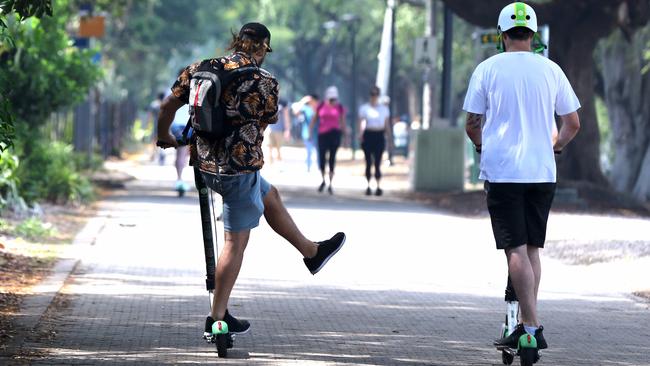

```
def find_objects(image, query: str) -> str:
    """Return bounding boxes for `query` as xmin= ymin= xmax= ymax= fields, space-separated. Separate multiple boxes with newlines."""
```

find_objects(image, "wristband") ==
xmin=554 ymin=150 xmax=562 ymax=155
xmin=474 ymin=144 xmax=482 ymax=153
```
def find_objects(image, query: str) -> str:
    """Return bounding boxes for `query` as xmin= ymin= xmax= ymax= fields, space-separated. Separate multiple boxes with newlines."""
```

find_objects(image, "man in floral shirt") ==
xmin=156 ymin=23 xmax=345 ymax=339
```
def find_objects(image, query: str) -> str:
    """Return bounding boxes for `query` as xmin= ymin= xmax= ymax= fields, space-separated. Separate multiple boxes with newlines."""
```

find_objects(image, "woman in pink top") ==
xmin=309 ymin=86 xmax=346 ymax=194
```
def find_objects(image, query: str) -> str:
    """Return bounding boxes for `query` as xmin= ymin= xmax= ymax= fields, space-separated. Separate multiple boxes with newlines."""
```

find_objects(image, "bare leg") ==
xmin=527 ymin=246 xmax=542 ymax=302
xmin=263 ymin=185 xmax=317 ymax=258
xmin=210 ymin=230 xmax=250 ymax=320
xmin=175 ymin=146 xmax=188 ymax=180
xmin=505 ymin=245 xmax=539 ymax=326
xmin=328 ymin=145 xmax=338 ymax=186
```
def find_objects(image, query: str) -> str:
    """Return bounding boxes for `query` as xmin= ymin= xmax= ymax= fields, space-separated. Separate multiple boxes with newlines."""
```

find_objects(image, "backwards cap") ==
xmin=239 ymin=22 xmax=273 ymax=52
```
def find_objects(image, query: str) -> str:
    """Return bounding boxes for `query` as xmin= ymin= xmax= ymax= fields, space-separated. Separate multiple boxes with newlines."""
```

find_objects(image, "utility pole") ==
xmin=421 ymin=0 xmax=437 ymax=129
xmin=440 ymin=4 xmax=453 ymax=124
xmin=350 ymin=20 xmax=358 ymax=157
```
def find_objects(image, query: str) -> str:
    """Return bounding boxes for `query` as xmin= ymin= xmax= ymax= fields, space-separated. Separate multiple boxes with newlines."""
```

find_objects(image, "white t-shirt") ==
xmin=463 ymin=52 xmax=580 ymax=183
xmin=358 ymin=103 xmax=389 ymax=131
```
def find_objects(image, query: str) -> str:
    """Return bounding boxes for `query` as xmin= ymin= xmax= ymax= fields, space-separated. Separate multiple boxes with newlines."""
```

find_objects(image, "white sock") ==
xmin=524 ymin=325 xmax=538 ymax=336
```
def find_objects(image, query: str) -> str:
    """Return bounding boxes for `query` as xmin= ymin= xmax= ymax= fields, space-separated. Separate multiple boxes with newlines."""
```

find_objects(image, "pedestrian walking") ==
xmin=156 ymin=22 xmax=346 ymax=340
xmin=358 ymin=86 xmax=390 ymax=196
xmin=292 ymin=94 xmax=320 ymax=172
xmin=266 ymin=99 xmax=291 ymax=164
xmin=462 ymin=1 xmax=580 ymax=352
xmin=170 ymin=103 xmax=190 ymax=195
xmin=148 ymin=92 xmax=166 ymax=164
xmin=309 ymin=86 xmax=346 ymax=194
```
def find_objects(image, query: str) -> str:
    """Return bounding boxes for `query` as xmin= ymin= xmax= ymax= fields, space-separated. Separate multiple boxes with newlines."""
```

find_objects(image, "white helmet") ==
xmin=324 ymin=86 xmax=339 ymax=100
xmin=497 ymin=2 xmax=538 ymax=33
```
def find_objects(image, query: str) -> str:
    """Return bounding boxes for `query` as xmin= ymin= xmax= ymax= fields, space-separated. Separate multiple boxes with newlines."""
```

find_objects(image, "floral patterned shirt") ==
xmin=171 ymin=52 xmax=279 ymax=174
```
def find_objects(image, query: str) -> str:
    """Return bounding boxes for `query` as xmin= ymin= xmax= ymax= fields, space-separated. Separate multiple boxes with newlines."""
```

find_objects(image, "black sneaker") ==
xmin=203 ymin=315 xmax=235 ymax=349
xmin=375 ymin=188 xmax=383 ymax=196
xmin=328 ymin=185 xmax=333 ymax=195
xmin=204 ymin=315 xmax=216 ymax=337
xmin=318 ymin=181 xmax=326 ymax=193
xmin=365 ymin=187 xmax=372 ymax=196
xmin=223 ymin=309 xmax=250 ymax=334
xmin=535 ymin=325 xmax=548 ymax=349
xmin=204 ymin=310 xmax=250 ymax=335
xmin=303 ymin=232 xmax=346 ymax=275
xmin=494 ymin=323 xmax=527 ymax=349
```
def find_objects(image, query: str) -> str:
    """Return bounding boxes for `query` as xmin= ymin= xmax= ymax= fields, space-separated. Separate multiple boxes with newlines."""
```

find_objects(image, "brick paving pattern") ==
xmin=7 ymin=149 xmax=650 ymax=365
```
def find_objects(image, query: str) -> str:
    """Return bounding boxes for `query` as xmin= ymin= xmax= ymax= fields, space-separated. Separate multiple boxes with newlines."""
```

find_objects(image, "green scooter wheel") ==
xmin=518 ymin=333 xmax=538 ymax=366
xmin=212 ymin=321 xmax=229 ymax=358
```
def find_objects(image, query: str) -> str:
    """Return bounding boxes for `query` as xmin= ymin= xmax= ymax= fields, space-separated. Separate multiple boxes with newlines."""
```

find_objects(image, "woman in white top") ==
xmin=358 ymin=86 xmax=390 ymax=196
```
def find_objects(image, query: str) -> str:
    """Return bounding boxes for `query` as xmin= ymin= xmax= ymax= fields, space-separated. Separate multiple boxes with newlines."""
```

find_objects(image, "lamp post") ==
xmin=323 ymin=14 xmax=361 ymax=158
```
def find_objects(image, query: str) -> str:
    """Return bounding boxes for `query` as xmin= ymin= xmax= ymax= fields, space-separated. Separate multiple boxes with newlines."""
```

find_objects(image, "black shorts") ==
xmin=485 ymin=181 xmax=556 ymax=250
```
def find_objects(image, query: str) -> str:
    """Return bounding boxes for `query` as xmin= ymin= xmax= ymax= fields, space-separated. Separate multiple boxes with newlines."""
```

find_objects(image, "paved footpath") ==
xmin=6 ymin=148 xmax=650 ymax=365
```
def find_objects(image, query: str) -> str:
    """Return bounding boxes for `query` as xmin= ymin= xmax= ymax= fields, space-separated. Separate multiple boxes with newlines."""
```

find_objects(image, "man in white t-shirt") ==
xmin=463 ymin=2 xmax=580 ymax=352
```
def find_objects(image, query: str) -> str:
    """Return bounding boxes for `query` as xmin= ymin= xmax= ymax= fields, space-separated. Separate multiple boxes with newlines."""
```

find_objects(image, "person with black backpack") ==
xmin=156 ymin=22 xmax=346 ymax=342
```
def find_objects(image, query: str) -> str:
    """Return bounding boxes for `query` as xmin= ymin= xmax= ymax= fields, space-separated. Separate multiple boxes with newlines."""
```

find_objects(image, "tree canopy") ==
xmin=0 ymin=0 xmax=54 ymax=151
xmin=1 ymin=0 xmax=101 ymax=154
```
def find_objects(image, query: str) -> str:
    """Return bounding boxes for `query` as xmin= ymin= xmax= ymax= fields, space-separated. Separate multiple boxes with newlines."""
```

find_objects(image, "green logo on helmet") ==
xmin=514 ymin=2 xmax=528 ymax=26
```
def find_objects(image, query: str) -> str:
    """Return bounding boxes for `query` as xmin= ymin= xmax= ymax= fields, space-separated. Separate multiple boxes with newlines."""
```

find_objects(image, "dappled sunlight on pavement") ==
xmin=13 ymin=147 xmax=650 ymax=365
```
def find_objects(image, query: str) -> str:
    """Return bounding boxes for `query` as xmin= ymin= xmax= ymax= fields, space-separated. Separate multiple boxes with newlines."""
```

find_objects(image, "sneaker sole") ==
xmin=310 ymin=234 xmax=346 ymax=275
xmin=229 ymin=326 xmax=250 ymax=335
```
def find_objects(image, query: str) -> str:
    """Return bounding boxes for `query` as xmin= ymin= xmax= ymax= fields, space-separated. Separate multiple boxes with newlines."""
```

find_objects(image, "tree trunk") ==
xmin=599 ymin=29 xmax=650 ymax=201
xmin=550 ymin=22 xmax=609 ymax=185
xmin=439 ymin=0 xmax=650 ymax=187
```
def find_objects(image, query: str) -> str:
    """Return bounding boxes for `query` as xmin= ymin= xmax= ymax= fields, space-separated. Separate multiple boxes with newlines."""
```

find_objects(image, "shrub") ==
xmin=0 ymin=148 xmax=27 ymax=212
xmin=14 ymin=217 xmax=56 ymax=241
xmin=17 ymin=141 xmax=94 ymax=204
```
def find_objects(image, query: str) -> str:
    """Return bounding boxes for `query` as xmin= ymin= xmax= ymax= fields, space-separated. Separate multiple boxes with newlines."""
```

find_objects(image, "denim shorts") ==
xmin=201 ymin=171 xmax=271 ymax=232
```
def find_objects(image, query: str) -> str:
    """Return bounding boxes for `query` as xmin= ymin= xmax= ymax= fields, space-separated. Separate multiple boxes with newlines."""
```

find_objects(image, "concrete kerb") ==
xmin=0 ymin=213 xmax=108 ymax=359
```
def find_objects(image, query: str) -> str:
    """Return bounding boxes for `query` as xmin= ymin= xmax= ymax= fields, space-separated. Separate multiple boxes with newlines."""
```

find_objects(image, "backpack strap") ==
xmin=220 ymin=65 xmax=259 ymax=89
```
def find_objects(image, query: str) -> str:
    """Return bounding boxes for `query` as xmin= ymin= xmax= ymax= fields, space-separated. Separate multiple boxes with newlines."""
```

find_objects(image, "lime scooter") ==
xmin=158 ymin=128 xmax=233 ymax=358
xmin=497 ymin=276 xmax=539 ymax=365
xmin=193 ymin=166 xmax=233 ymax=358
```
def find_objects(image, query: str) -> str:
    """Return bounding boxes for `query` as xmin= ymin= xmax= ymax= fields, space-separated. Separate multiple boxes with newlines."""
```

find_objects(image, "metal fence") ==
xmin=46 ymin=91 xmax=137 ymax=161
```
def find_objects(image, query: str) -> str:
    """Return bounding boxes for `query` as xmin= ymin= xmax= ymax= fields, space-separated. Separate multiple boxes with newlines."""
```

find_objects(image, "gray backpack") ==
xmin=187 ymin=59 xmax=258 ymax=140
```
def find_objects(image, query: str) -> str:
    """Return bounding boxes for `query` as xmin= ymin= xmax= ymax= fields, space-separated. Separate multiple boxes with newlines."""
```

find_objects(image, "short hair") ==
xmin=227 ymin=30 xmax=268 ymax=54
xmin=309 ymin=93 xmax=319 ymax=101
xmin=504 ymin=27 xmax=534 ymax=41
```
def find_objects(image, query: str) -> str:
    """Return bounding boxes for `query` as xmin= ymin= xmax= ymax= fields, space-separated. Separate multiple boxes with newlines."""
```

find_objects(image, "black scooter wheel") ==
xmin=216 ymin=333 xmax=228 ymax=358
xmin=502 ymin=350 xmax=514 ymax=365
xmin=519 ymin=347 xmax=536 ymax=366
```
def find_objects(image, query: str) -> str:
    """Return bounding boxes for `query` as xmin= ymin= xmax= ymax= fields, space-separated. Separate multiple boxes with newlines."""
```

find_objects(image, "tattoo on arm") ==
xmin=465 ymin=112 xmax=483 ymax=148
xmin=466 ymin=113 xmax=483 ymax=130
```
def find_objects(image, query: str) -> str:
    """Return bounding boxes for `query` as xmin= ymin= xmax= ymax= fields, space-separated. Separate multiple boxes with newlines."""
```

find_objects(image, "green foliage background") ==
xmin=1 ymin=1 xmax=101 ymax=145
xmin=0 ymin=0 xmax=100 ymax=205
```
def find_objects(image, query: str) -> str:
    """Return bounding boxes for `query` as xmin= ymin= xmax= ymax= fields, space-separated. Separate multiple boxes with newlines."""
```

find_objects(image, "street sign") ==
xmin=478 ymin=31 xmax=499 ymax=46
xmin=474 ymin=25 xmax=550 ymax=58
xmin=79 ymin=16 xmax=105 ymax=38
xmin=414 ymin=36 xmax=437 ymax=66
